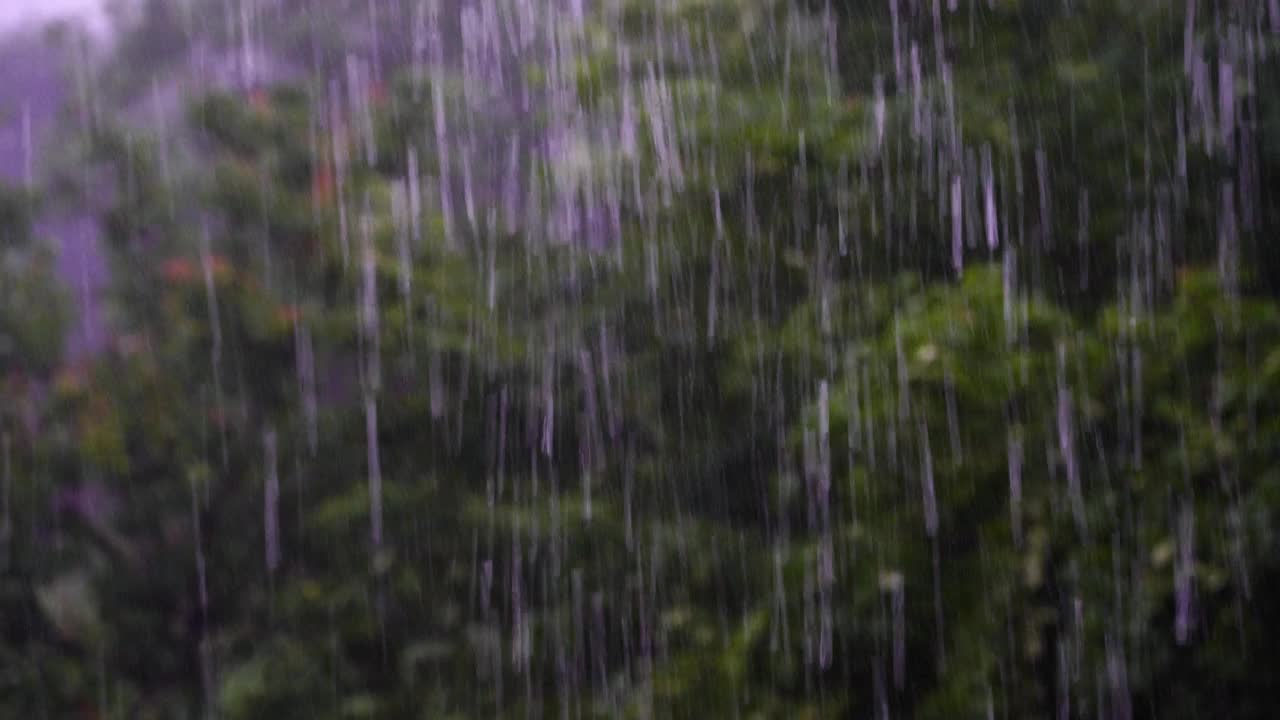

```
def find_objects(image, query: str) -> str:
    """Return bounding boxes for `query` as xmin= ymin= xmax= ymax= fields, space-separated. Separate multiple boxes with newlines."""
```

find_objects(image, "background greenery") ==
xmin=3 ymin=0 xmax=1280 ymax=717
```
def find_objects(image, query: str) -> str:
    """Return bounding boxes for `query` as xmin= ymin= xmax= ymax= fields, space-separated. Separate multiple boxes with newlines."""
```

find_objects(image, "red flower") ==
xmin=370 ymin=80 xmax=389 ymax=107
xmin=249 ymin=87 xmax=271 ymax=113
xmin=312 ymin=163 xmax=335 ymax=206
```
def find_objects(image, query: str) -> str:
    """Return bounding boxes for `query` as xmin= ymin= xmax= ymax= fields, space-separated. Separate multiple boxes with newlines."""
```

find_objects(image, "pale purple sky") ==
xmin=0 ymin=0 xmax=110 ymax=35
xmin=0 ymin=1 xmax=114 ymax=357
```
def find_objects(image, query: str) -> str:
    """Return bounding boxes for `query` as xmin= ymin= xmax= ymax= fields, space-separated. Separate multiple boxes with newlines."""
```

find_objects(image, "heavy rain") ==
xmin=1 ymin=0 xmax=1280 ymax=717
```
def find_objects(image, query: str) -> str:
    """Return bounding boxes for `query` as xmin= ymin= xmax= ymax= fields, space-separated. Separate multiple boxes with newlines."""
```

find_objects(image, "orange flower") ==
xmin=161 ymin=258 xmax=196 ymax=284
xmin=275 ymin=304 xmax=302 ymax=325
xmin=209 ymin=254 xmax=234 ymax=283
xmin=54 ymin=364 xmax=88 ymax=395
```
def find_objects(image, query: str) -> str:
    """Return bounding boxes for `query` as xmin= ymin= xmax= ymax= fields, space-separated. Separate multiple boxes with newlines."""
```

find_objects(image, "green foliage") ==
xmin=4 ymin=0 xmax=1280 ymax=717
